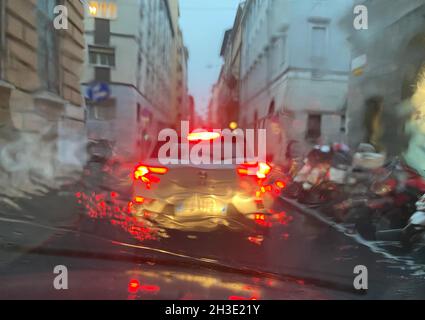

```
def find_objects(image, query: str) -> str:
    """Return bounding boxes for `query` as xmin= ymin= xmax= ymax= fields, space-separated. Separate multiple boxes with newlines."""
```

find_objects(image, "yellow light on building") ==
xmin=353 ymin=67 xmax=364 ymax=76
xmin=229 ymin=121 xmax=238 ymax=130
xmin=89 ymin=5 xmax=97 ymax=15
xmin=88 ymin=1 xmax=117 ymax=20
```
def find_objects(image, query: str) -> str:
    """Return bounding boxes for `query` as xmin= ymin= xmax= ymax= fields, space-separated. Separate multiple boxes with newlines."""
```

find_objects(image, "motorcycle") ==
xmin=298 ymin=144 xmax=352 ymax=207
xmin=282 ymin=145 xmax=333 ymax=201
xmin=338 ymin=162 xmax=425 ymax=241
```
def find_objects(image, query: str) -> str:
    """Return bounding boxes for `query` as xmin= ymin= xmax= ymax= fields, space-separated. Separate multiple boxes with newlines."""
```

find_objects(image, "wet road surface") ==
xmin=0 ymin=172 xmax=424 ymax=299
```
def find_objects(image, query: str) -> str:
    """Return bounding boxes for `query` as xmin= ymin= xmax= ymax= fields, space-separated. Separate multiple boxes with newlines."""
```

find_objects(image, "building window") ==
xmin=137 ymin=103 xmax=141 ymax=123
xmin=94 ymin=18 xmax=110 ymax=45
xmin=94 ymin=67 xmax=111 ymax=82
xmin=268 ymin=101 xmax=275 ymax=117
xmin=340 ymin=114 xmax=346 ymax=133
xmin=271 ymin=35 xmax=287 ymax=77
xmin=37 ymin=0 xmax=59 ymax=93
xmin=87 ymin=100 xmax=116 ymax=121
xmin=311 ymin=26 xmax=326 ymax=59
xmin=89 ymin=46 xmax=115 ymax=67
xmin=306 ymin=114 xmax=322 ymax=141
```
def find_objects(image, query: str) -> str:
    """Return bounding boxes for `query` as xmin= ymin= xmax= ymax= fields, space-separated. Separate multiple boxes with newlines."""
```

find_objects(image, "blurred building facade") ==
xmin=342 ymin=0 xmax=425 ymax=160
xmin=243 ymin=0 xmax=353 ymax=162
xmin=211 ymin=0 xmax=353 ymax=163
xmin=168 ymin=0 xmax=190 ymax=129
xmin=0 ymin=0 xmax=86 ymax=193
xmin=82 ymin=0 xmax=189 ymax=161
xmin=208 ymin=3 xmax=244 ymax=130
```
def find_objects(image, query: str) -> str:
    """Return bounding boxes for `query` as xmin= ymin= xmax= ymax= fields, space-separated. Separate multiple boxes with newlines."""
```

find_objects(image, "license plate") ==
xmin=175 ymin=196 xmax=227 ymax=215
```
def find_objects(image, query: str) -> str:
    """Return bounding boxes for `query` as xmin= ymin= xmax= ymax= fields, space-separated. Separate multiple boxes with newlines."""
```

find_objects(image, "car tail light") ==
xmin=257 ymin=162 xmax=271 ymax=178
xmin=134 ymin=166 xmax=149 ymax=180
xmin=275 ymin=181 xmax=286 ymax=189
xmin=134 ymin=165 xmax=168 ymax=180
xmin=148 ymin=167 xmax=168 ymax=174
xmin=134 ymin=164 xmax=168 ymax=189
xmin=134 ymin=196 xmax=145 ymax=204
xmin=237 ymin=162 xmax=272 ymax=179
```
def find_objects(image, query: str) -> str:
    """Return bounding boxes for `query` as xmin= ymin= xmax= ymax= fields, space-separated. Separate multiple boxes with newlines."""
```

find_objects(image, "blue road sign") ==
xmin=86 ymin=82 xmax=111 ymax=103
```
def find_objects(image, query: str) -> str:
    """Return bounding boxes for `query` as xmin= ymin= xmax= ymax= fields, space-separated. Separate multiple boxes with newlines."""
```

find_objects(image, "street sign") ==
xmin=86 ymin=82 xmax=111 ymax=103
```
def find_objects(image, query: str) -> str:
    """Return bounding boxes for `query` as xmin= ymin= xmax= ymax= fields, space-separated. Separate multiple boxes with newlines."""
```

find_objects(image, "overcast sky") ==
xmin=179 ymin=0 xmax=242 ymax=119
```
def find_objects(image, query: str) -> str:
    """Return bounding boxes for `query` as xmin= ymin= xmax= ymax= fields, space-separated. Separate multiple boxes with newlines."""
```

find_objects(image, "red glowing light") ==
xmin=247 ymin=235 xmax=264 ymax=245
xmin=255 ymin=213 xmax=265 ymax=221
xmin=149 ymin=166 xmax=168 ymax=174
xmin=228 ymin=295 xmax=258 ymax=300
xmin=140 ymin=284 xmax=160 ymax=293
xmin=253 ymin=212 xmax=273 ymax=227
xmin=237 ymin=162 xmax=272 ymax=179
xmin=187 ymin=131 xmax=221 ymax=141
xmin=134 ymin=196 xmax=145 ymax=204
xmin=134 ymin=165 xmax=168 ymax=184
xmin=257 ymin=162 xmax=271 ymax=179
xmin=275 ymin=181 xmax=286 ymax=189
xmin=128 ymin=279 xmax=140 ymax=293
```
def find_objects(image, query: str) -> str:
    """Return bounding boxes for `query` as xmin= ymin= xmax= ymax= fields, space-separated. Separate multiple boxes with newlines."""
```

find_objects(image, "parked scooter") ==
xmin=282 ymin=145 xmax=333 ymax=200
xmin=298 ymin=144 xmax=352 ymax=206
xmin=342 ymin=161 xmax=425 ymax=240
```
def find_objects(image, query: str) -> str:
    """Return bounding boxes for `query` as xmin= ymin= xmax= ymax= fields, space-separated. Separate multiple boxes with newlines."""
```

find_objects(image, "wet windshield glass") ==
xmin=0 ymin=0 xmax=425 ymax=300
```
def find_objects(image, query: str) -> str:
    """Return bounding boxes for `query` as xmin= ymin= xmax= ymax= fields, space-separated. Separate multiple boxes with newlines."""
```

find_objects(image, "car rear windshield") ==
xmin=148 ymin=136 xmax=248 ymax=161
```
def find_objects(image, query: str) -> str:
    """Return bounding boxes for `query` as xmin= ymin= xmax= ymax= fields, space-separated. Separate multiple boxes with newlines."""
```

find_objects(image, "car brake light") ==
xmin=187 ymin=131 xmax=221 ymax=141
xmin=257 ymin=162 xmax=271 ymax=179
xmin=134 ymin=165 xmax=168 ymax=180
xmin=237 ymin=162 xmax=272 ymax=179
xmin=149 ymin=167 xmax=168 ymax=174
xmin=275 ymin=181 xmax=286 ymax=189
xmin=237 ymin=167 xmax=248 ymax=175
xmin=134 ymin=196 xmax=145 ymax=204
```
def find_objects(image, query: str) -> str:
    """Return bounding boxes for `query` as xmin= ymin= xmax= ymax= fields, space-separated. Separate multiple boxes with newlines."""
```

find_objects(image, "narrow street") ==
xmin=1 ymin=0 xmax=425 ymax=302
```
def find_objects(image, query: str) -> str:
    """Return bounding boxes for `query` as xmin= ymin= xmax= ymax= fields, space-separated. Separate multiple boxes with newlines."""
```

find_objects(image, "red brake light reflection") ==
xmin=229 ymin=295 xmax=258 ymax=300
xmin=128 ymin=279 xmax=140 ymax=293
